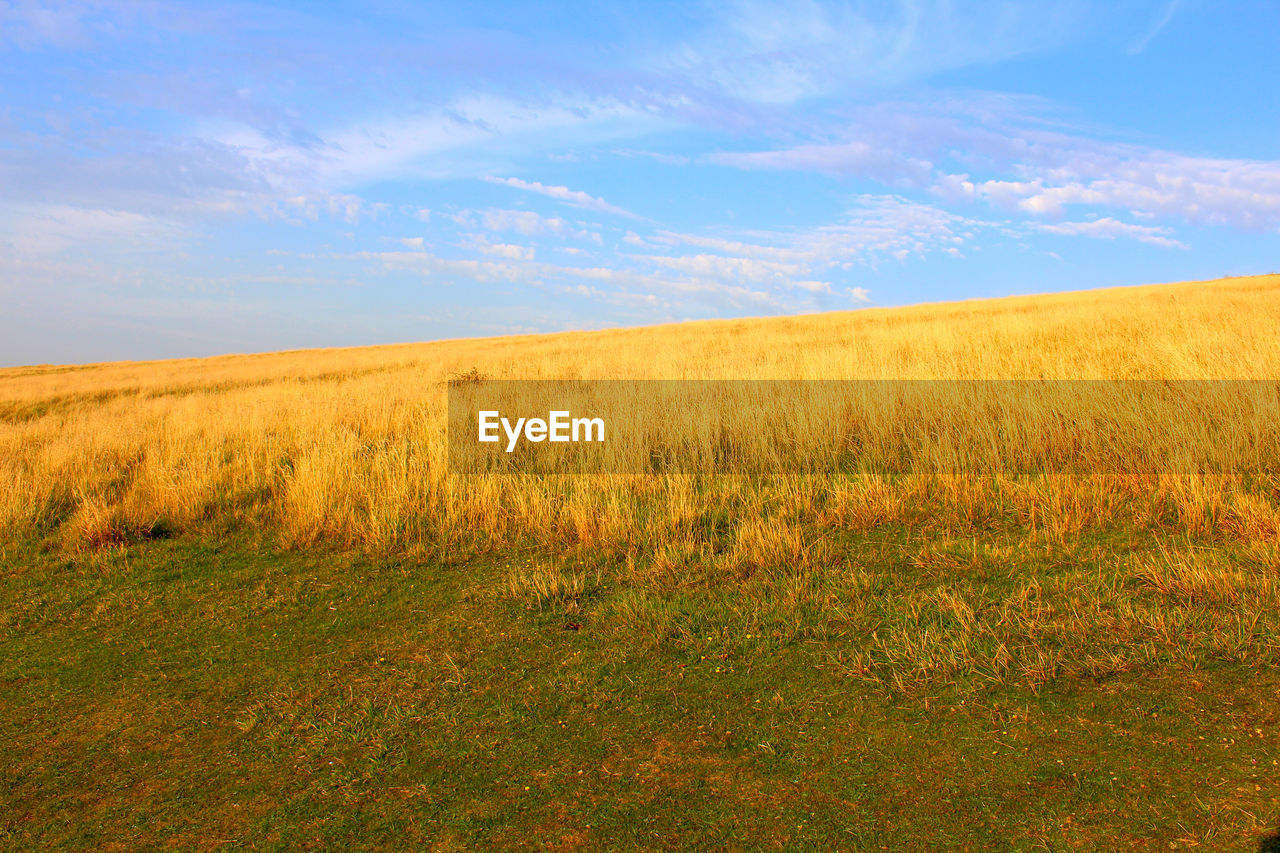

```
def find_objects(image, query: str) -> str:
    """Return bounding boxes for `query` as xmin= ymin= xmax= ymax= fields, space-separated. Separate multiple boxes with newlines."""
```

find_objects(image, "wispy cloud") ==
xmin=1034 ymin=217 xmax=1186 ymax=248
xmin=346 ymin=194 xmax=997 ymax=320
xmin=4 ymin=0 xmax=1276 ymax=363
xmin=354 ymin=247 xmax=791 ymax=313
xmin=936 ymin=145 xmax=1280 ymax=231
xmin=477 ymin=208 xmax=569 ymax=236
xmin=465 ymin=234 xmax=537 ymax=261
xmin=651 ymin=0 xmax=1094 ymax=104
xmin=712 ymin=140 xmax=934 ymax=186
xmin=1129 ymin=0 xmax=1179 ymax=54
xmin=484 ymin=177 xmax=641 ymax=219
xmin=713 ymin=100 xmax=1280 ymax=233
xmin=655 ymin=195 xmax=995 ymax=268
xmin=0 ymin=202 xmax=187 ymax=256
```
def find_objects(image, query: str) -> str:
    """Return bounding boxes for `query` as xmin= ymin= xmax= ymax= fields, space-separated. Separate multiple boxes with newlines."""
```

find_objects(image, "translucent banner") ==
xmin=447 ymin=380 xmax=1280 ymax=476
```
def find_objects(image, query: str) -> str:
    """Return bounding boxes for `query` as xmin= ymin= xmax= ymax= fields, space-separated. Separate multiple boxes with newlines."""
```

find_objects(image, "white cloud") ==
xmin=713 ymin=140 xmax=934 ymax=186
xmin=485 ymin=176 xmax=640 ymax=219
xmin=275 ymin=192 xmax=386 ymax=225
xmin=350 ymin=195 xmax=957 ymax=319
xmin=715 ymin=102 xmax=1280 ymax=233
xmin=652 ymin=231 xmax=807 ymax=263
xmin=656 ymin=196 xmax=993 ymax=270
xmin=0 ymin=203 xmax=186 ymax=256
xmin=479 ymin=208 xmax=568 ymax=236
xmin=1129 ymin=0 xmax=1179 ymax=54
xmin=559 ymin=283 xmax=604 ymax=298
xmin=1034 ymin=217 xmax=1187 ymax=249
xmin=652 ymin=0 xmax=1092 ymax=105
xmin=938 ymin=144 xmax=1280 ymax=231
xmin=353 ymin=247 xmax=792 ymax=312
xmin=645 ymin=253 xmax=806 ymax=284
xmin=355 ymin=250 xmax=525 ymax=283
xmin=487 ymin=243 xmax=534 ymax=260
xmin=201 ymin=92 xmax=654 ymax=198
xmin=467 ymin=235 xmax=535 ymax=261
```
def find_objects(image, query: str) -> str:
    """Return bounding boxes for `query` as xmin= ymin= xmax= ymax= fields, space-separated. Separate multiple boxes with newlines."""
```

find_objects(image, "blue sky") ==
xmin=2 ymin=0 xmax=1278 ymax=365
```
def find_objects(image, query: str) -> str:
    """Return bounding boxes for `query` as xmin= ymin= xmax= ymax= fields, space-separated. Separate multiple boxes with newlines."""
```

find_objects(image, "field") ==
xmin=3 ymin=274 xmax=1280 ymax=850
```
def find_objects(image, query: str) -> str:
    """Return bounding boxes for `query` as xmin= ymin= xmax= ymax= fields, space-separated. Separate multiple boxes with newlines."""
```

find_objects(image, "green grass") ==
xmin=3 ymin=532 xmax=1279 ymax=850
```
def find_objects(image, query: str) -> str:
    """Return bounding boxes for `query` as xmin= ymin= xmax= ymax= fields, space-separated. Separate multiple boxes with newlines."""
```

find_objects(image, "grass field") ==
xmin=4 ymin=274 xmax=1280 ymax=850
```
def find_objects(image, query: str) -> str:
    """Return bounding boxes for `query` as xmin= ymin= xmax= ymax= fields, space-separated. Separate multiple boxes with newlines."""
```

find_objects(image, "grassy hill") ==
xmin=3 ymin=275 xmax=1280 ymax=849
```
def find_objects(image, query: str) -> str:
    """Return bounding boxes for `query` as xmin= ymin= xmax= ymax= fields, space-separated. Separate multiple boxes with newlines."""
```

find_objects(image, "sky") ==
xmin=2 ymin=0 xmax=1278 ymax=365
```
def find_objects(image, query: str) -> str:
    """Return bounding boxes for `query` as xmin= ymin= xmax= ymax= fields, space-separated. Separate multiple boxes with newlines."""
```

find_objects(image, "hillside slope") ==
xmin=3 ymin=274 xmax=1278 ymax=551
xmin=3 ymin=275 xmax=1280 ymax=849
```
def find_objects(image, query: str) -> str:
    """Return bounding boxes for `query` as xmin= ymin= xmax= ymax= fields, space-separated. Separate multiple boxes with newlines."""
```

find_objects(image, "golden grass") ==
xmin=7 ymin=275 xmax=1280 ymax=853
xmin=2 ymin=274 xmax=1279 ymax=553
xmin=4 ymin=274 xmax=1280 ymax=689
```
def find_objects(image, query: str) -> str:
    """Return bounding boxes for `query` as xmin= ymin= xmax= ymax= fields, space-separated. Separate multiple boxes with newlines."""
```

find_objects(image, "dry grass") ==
xmin=2 ymin=274 xmax=1276 ymax=548
xmin=3 ymin=275 xmax=1280 ymax=688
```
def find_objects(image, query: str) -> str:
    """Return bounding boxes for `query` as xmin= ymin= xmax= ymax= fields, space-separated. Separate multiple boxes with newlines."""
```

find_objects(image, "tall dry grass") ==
xmin=5 ymin=274 xmax=1280 ymax=687
xmin=1 ymin=274 xmax=1278 ymax=555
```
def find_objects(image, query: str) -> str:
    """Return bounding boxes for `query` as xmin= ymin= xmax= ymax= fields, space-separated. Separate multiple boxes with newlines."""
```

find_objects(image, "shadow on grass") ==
xmin=1259 ymin=830 xmax=1280 ymax=852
